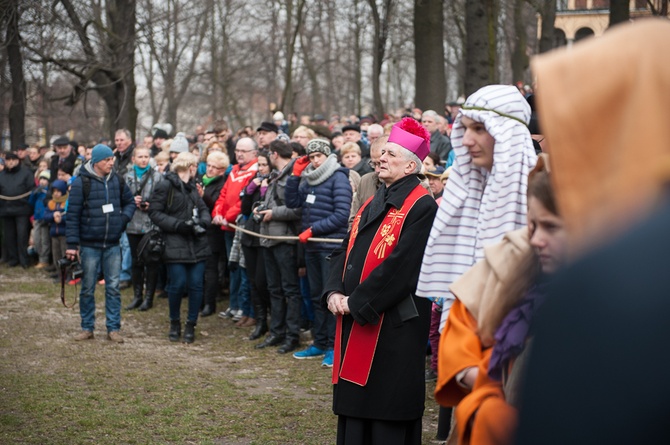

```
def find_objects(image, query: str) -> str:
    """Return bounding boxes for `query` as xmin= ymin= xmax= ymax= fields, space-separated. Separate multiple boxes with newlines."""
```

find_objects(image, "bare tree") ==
xmin=464 ymin=0 xmax=498 ymax=95
xmin=23 ymin=0 xmax=138 ymax=139
xmin=367 ymin=0 xmax=396 ymax=119
xmin=279 ymin=0 xmax=307 ymax=114
xmin=529 ymin=0 xmax=556 ymax=54
xmin=414 ymin=0 xmax=445 ymax=112
xmin=1 ymin=0 xmax=26 ymax=147
xmin=138 ymin=0 xmax=210 ymax=130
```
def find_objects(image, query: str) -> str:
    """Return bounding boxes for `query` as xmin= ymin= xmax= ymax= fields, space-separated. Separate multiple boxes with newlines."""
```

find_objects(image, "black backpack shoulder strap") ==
xmin=82 ymin=176 xmax=91 ymax=207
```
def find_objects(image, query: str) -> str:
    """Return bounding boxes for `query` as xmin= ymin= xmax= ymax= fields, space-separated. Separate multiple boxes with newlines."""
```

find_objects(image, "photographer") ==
xmin=123 ymin=147 xmax=163 ymax=311
xmin=149 ymin=152 xmax=211 ymax=344
xmin=240 ymin=151 xmax=273 ymax=337
xmin=65 ymin=144 xmax=135 ymax=343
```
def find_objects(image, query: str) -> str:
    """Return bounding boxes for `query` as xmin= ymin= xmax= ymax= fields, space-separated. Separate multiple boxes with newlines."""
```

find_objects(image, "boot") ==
xmin=140 ymin=267 xmax=157 ymax=311
xmin=125 ymin=279 xmax=144 ymax=310
xmin=249 ymin=305 xmax=268 ymax=340
xmin=183 ymin=321 xmax=196 ymax=344
xmin=139 ymin=295 xmax=153 ymax=311
xmin=168 ymin=320 xmax=181 ymax=342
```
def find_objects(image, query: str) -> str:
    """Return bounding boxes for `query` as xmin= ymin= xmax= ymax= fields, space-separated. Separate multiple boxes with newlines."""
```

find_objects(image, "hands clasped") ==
xmin=327 ymin=292 xmax=350 ymax=315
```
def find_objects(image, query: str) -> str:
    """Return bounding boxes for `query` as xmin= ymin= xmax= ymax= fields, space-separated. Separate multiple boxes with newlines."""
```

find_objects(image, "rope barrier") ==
xmin=227 ymin=223 xmax=344 ymax=244
xmin=0 ymin=191 xmax=33 ymax=201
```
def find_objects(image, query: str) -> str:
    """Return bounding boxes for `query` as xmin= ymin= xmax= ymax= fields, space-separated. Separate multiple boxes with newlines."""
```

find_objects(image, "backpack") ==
xmin=81 ymin=174 xmax=126 ymax=208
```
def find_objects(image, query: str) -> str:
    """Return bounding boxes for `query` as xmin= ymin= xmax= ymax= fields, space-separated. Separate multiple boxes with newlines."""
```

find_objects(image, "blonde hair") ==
xmin=340 ymin=141 xmax=361 ymax=157
xmin=154 ymin=151 xmax=169 ymax=164
xmin=292 ymin=126 xmax=317 ymax=140
xmin=172 ymin=152 xmax=198 ymax=172
xmin=202 ymin=140 xmax=225 ymax=161
xmin=207 ymin=151 xmax=230 ymax=169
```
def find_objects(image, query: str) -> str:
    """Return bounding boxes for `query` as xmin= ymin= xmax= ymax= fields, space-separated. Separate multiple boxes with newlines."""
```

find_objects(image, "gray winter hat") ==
xmin=170 ymin=132 xmax=189 ymax=153
xmin=306 ymin=138 xmax=331 ymax=156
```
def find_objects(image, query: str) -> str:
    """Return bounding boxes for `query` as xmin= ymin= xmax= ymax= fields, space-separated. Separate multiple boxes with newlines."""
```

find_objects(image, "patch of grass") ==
xmin=0 ymin=264 xmax=441 ymax=444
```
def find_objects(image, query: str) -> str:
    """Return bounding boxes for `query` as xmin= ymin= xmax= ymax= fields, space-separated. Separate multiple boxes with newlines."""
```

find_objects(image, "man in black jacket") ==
xmin=0 ymin=152 xmax=35 ymax=268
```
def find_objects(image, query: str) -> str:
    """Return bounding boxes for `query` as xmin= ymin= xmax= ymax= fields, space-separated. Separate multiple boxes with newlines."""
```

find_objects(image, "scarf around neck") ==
xmin=133 ymin=164 xmax=151 ymax=179
xmin=302 ymin=154 xmax=341 ymax=186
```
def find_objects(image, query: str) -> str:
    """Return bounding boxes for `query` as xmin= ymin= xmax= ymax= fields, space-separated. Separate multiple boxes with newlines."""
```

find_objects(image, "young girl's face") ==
xmin=38 ymin=161 xmax=48 ymax=172
xmin=528 ymin=196 xmax=568 ymax=275
xmin=39 ymin=178 xmax=49 ymax=188
xmin=52 ymin=189 xmax=63 ymax=199
xmin=157 ymin=160 xmax=168 ymax=172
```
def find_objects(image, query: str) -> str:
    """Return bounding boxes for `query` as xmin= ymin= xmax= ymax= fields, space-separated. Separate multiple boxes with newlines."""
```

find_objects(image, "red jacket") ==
xmin=212 ymin=159 xmax=258 ymax=231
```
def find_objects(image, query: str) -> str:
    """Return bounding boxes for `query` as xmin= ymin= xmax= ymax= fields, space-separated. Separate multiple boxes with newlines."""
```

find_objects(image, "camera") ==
xmin=190 ymin=216 xmax=207 ymax=237
xmin=252 ymin=204 xmax=267 ymax=224
xmin=139 ymin=201 xmax=150 ymax=211
xmin=58 ymin=257 xmax=83 ymax=280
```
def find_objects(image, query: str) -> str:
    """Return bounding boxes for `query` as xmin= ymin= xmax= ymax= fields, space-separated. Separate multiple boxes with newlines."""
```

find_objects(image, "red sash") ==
xmin=333 ymin=184 xmax=428 ymax=386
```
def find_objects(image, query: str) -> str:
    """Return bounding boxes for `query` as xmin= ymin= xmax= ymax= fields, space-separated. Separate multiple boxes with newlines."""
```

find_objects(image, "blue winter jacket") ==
xmin=29 ymin=187 xmax=48 ymax=221
xmin=285 ymin=157 xmax=352 ymax=253
xmin=66 ymin=162 xmax=135 ymax=249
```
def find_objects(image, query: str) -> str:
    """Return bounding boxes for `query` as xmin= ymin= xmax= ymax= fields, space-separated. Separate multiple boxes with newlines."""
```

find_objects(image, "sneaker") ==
xmin=321 ymin=349 xmax=334 ymax=368
xmin=293 ymin=345 xmax=326 ymax=360
xmin=218 ymin=307 xmax=234 ymax=319
xmin=74 ymin=330 xmax=94 ymax=341
xmin=107 ymin=331 xmax=124 ymax=344
xmin=67 ymin=278 xmax=82 ymax=286
xmin=232 ymin=309 xmax=243 ymax=322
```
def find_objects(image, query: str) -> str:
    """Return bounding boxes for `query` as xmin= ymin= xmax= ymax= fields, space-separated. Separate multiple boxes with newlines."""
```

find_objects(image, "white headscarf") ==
xmin=416 ymin=85 xmax=537 ymax=323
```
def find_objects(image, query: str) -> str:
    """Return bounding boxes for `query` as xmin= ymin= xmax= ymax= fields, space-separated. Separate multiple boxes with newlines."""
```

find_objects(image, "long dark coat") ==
xmin=148 ymin=172 xmax=211 ymax=263
xmin=323 ymin=174 xmax=437 ymax=421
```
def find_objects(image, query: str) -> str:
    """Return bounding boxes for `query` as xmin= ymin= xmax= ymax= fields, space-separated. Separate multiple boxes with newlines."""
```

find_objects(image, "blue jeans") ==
xmin=166 ymin=261 xmax=206 ymax=323
xmin=79 ymin=245 xmax=122 ymax=332
xmin=120 ymin=232 xmax=132 ymax=282
xmin=305 ymin=250 xmax=335 ymax=350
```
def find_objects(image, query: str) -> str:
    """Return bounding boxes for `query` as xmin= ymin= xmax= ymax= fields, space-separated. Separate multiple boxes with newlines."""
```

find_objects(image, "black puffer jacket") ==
xmin=148 ymin=172 xmax=211 ymax=263
xmin=0 ymin=163 xmax=35 ymax=217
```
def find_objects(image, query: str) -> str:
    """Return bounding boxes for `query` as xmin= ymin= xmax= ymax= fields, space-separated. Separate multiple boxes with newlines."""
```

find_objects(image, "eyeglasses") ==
xmin=206 ymin=164 xmax=225 ymax=170
xmin=368 ymin=160 xmax=381 ymax=169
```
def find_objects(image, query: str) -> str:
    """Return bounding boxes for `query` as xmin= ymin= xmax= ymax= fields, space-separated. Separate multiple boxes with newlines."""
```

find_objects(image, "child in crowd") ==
xmin=29 ymin=170 xmax=52 ymax=268
xmin=44 ymin=180 xmax=69 ymax=272
xmin=154 ymin=151 xmax=170 ymax=174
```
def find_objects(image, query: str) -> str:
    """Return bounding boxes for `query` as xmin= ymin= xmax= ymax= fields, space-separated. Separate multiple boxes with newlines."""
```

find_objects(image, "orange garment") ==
xmin=435 ymin=230 xmax=530 ymax=445
xmin=532 ymin=19 xmax=670 ymax=256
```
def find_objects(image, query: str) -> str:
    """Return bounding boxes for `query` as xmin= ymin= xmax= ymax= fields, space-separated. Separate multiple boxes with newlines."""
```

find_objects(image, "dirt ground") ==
xmin=0 ymin=265 xmax=443 ymax=444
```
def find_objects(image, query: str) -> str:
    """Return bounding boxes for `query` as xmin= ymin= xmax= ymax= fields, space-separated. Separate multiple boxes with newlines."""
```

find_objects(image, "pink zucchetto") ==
xmin=387 ymin=117 xmax=431 ymax=161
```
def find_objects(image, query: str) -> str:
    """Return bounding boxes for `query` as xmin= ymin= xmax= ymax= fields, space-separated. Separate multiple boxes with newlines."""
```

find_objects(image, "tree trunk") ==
xmin=4 ymin=0 xmax=26 ymax=147
xmin=279 ymin=0 xmax=306 ymax=115
xmin=414 ymin=0 xmax=446 ymax=113
xmin=367 ymin=0 xmax=394 ymax=120
xmin=609 ymin=0 xmax=630 ymax=27
xmin=464 ymin=0 xmax=497 ymax=95
xmin=535 ymin=0 xmax=556 ymax=54
xmin=511 ymin=0 xmax=528 ymax=83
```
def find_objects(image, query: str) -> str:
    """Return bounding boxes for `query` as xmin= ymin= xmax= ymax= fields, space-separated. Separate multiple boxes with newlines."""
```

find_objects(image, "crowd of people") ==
xmin=2 ymin=19 xmax=667 ymax=445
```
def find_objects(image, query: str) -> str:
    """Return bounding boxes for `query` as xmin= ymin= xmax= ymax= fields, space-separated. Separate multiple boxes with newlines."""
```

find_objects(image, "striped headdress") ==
xmin=416 ymin=85 xmax=537 ymax=316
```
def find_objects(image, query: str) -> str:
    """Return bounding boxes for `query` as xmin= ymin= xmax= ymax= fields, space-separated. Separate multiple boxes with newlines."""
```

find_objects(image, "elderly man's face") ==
xmin=421 ymin=115 xmax=440 ymax=134
xmin=115 ymin=132 xmax=132 ymax=153
xmin=256 ymin=130 xmax=276 ymax=148
xmin=378 ymin=142 xmax=414 ymax=186
xmin=235 ymin=139 xmax=257 ymax=165
xmin=343 ymin=130 xmax=361 ymax=143
xmin=55 ymin=144 xmax=71 ymax=159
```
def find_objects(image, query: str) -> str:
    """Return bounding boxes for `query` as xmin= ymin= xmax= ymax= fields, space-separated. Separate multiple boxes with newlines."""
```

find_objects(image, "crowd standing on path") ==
xmin=3 ymin=19 xmax=669 ymax=445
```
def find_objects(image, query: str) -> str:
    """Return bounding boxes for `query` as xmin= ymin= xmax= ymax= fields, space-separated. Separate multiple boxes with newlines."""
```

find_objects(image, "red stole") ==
xmin=333 ymin=184 xmax=428 ymax=386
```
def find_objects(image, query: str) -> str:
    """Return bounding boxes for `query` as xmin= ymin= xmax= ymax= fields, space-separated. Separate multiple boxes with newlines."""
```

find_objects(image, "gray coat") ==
xmin=124 ymin=167 xmax=163 ymax=235
xmin=259 ymin=159 xmax=301 ymax=248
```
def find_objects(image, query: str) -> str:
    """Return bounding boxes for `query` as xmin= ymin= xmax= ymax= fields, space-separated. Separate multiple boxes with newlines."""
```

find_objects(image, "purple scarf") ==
xmin=488 ymin=281 xmax=548 ymax=381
